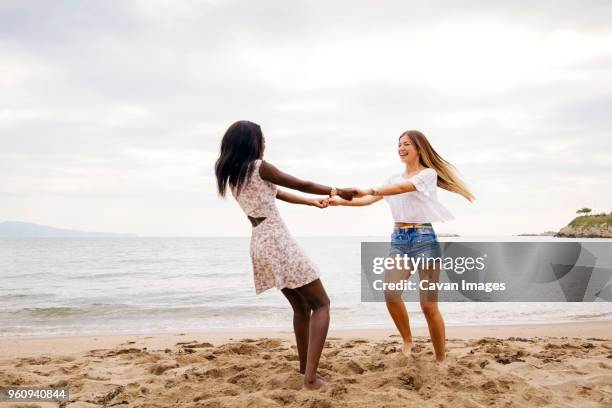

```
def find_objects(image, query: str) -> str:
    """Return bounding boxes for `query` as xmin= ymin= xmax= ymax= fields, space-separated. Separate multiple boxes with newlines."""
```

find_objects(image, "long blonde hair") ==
xmin=401 ymin=130 xmax=475 ymax=202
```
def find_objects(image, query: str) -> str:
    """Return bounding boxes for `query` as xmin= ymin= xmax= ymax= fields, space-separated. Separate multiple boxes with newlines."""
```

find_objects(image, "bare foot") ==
xmin=299 ymin=371 xmax=327 ymax=382
xmin=316 ymin=373 xmax=328 ymax=382
xmin=401 ymin=341 xmax=414 ymax=357
xmin=303 ymin=377 xmax=327 ymax=390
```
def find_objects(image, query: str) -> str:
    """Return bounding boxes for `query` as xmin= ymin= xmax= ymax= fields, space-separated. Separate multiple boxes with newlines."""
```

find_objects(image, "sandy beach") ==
xmin=1 ymin=321 xmax=611 ymax=407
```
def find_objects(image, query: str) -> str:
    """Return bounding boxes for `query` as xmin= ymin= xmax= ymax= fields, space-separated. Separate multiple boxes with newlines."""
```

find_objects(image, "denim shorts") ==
xmin=389 ymin=224 xmax=442 ymax=260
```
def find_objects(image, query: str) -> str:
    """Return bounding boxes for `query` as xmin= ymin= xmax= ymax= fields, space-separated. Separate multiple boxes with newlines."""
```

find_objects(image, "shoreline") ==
xmin=1 ymin=320 xmax=611 ymax=407
xmin=1 ymin=320 xmax=610 ymax=359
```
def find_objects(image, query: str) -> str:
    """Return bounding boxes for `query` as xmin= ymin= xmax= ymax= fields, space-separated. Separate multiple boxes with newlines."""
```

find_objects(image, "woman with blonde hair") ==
xmin=329 ymin=130 xmax=474 ymax=362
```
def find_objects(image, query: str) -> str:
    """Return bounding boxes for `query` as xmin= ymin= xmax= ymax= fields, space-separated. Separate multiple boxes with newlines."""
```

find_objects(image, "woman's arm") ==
xmin=355 ymin=182 xmax=416 ymax=198
xmin=260 ymin=160 xmax=355 ymax=200
xmin=276 ymin=189 xmax=327 ymax=208
xmin=329 ymin=195 xmax=384 ymax=207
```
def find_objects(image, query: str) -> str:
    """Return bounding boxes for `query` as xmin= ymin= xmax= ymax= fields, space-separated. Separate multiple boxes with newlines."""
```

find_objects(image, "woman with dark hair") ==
xmin=215 ymin=120 xmax=355 ymax=389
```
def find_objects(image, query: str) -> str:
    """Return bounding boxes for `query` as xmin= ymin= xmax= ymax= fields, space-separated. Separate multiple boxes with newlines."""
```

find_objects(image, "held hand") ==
xmin=337 ymin=187 xmax=357 ymax=201
xmin=311 ymin=198 xmax=329 ymax=208
xmin=323 ymin=197 xmax=339 ymax=206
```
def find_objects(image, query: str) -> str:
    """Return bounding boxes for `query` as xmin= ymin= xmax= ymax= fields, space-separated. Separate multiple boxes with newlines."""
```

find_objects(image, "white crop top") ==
xmin=383 ymin=168 xmax=454 ymax=223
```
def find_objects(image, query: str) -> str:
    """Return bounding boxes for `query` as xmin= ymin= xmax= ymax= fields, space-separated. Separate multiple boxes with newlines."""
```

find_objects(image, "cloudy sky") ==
xmin=1 ymin=0 xmax=611 ymax=236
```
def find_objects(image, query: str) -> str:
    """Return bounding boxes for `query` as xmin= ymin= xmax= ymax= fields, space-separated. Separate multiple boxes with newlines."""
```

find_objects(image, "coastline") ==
xmin=2 ymin=320 xmax=610 ymax=359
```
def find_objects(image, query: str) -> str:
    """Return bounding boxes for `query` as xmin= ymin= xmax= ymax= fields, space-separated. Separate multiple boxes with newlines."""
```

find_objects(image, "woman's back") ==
xmin=231 ymin=159 xmax=280 ymax=219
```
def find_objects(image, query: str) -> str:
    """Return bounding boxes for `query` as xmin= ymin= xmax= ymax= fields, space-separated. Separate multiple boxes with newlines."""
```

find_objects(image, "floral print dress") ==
xmin=231 ymin=159 xmax=320 ymax=294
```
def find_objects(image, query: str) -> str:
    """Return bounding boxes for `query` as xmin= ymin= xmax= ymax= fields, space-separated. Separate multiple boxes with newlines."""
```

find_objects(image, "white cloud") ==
xmin=0 ymin=0 xmax=611 ymax=235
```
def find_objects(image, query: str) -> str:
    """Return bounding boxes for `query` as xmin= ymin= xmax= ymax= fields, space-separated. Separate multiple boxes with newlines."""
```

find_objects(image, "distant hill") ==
xmin=0 ymin=221 xmax=137 ymax=238
xmin=557 ymin=214 xmax=612 ymax=238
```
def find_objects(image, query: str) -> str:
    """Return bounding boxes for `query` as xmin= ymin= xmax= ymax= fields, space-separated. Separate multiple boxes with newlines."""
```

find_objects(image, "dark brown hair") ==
xmin=215 ymin=120 xmax=263 ymax=196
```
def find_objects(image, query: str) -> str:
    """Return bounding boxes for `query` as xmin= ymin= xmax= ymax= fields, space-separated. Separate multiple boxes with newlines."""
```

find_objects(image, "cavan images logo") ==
xmin=361 ymin=242 xmax=612 ymax=302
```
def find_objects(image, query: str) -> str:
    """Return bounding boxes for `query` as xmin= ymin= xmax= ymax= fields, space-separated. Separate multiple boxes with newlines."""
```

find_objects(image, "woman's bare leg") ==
xmin=384 ymin=267 xmax=413 ymax=356
xmin=292 ymin=279 xmax=330 ymax=389
xmin=281 ymin=287 xmax=311 ymax=374
xmin=419 ymin=264 xmax=446 ymax=362
xmin=420 ymin=301 xmax=446 ymax=362
xmin=385 ymin=301 xmax=414 ymax=355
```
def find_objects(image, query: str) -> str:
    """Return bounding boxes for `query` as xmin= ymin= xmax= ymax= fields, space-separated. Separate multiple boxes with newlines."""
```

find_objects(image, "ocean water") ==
xmin=1 ymin=237 xmax=611 ymax=338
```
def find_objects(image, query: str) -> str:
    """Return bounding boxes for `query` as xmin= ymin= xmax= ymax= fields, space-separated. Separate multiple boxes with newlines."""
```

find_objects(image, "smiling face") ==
xmin=398 ymin=134 xmax=419 ymax=163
